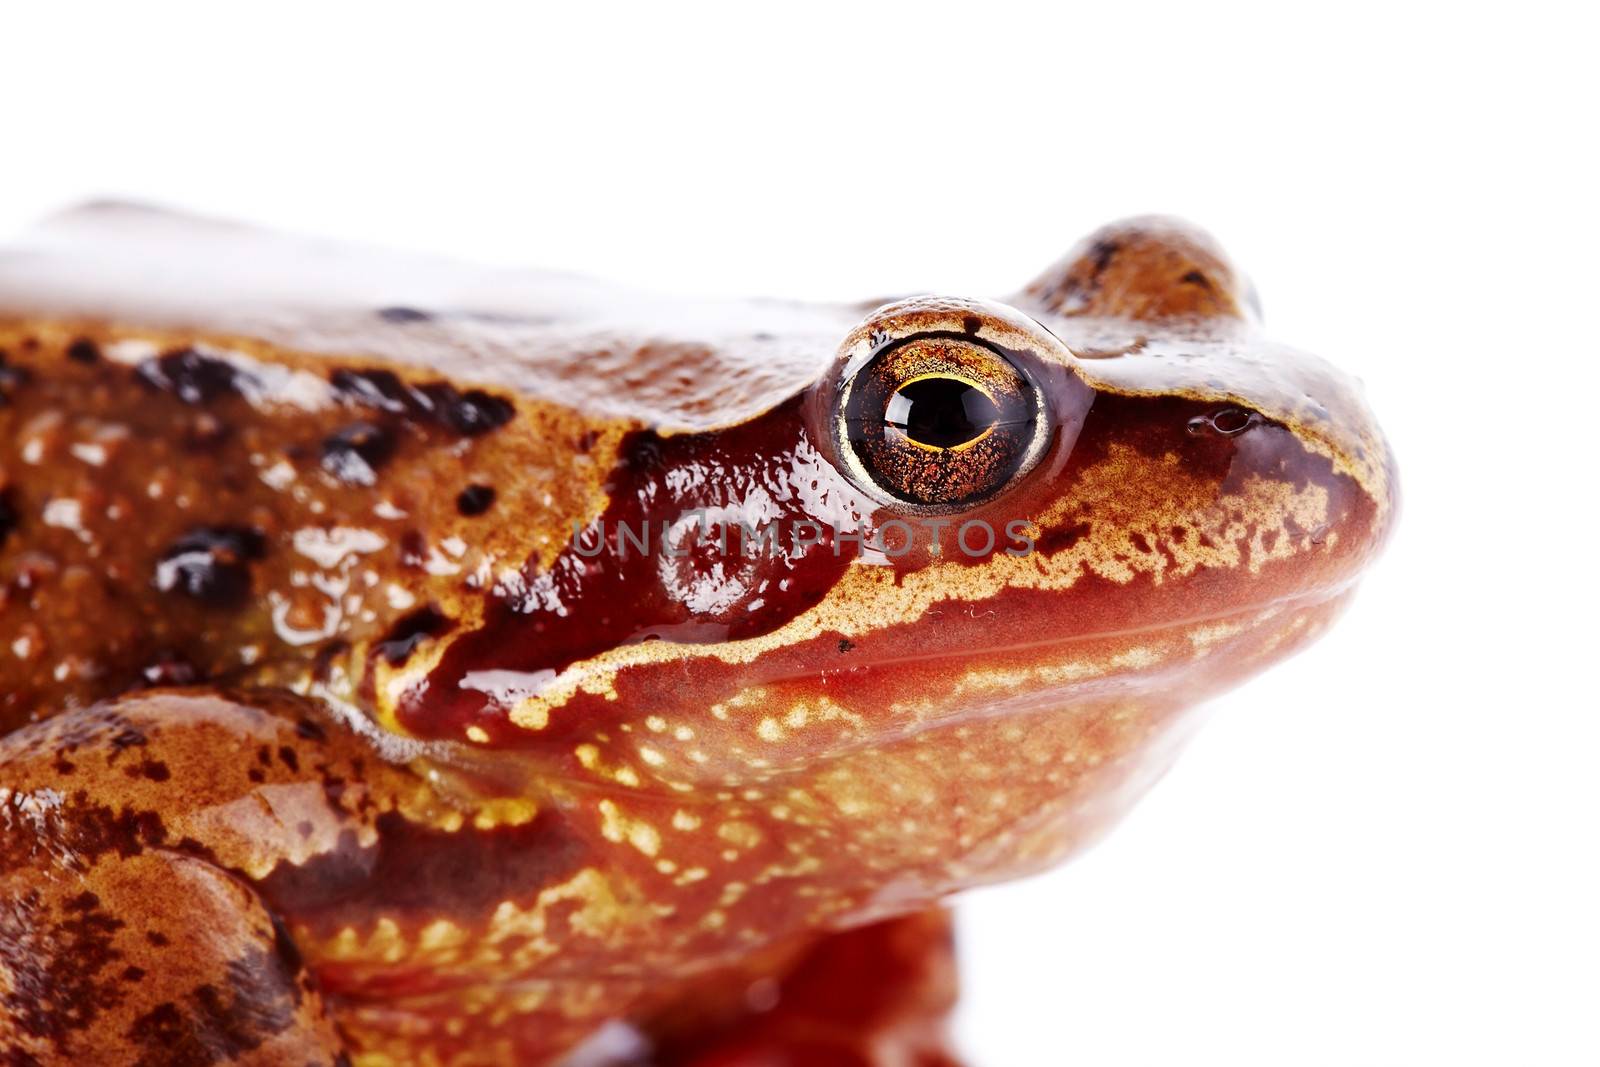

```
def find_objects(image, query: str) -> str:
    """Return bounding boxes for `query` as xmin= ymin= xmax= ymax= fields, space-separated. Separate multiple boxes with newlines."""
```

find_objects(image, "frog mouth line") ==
xmin=768 ymin=581 xmax=1356 ymax=750
xmin=416 ymin=581 xmax=1356 ymax=791
xmin=814 ymin=578 xmax=1361 ymax=679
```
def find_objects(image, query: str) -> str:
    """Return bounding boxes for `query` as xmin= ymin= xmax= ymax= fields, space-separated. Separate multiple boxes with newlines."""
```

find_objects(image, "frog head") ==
xmin=402 ymin=217 xmax=1394 ymax=910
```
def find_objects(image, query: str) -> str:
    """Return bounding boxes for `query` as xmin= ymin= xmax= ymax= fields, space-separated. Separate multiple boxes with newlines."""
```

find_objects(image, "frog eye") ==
xmin=838 ymin=336 xmax=1046 ymax=508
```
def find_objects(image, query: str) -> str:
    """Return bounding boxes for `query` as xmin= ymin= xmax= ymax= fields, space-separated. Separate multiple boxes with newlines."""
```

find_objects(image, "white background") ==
xmin=3 ymin=4 xmax=1596 ymax=1064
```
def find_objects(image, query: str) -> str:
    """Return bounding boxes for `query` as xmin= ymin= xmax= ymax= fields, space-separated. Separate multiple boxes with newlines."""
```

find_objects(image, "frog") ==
xmin=0 ymin=204 xmax=1396 ymax=1066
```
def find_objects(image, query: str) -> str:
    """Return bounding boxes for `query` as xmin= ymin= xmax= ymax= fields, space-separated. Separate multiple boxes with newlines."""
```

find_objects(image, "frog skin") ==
xmin=0 ymin=205 xmax=1395 ymax=1066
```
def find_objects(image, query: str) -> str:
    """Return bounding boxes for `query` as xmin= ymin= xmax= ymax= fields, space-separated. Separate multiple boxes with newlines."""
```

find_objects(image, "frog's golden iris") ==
xmin=837 ymin=335 xmax=1045 ymax=508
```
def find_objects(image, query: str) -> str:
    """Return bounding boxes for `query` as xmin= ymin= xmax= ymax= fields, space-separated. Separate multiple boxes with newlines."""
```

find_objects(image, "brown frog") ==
xmin=0 ymin=205 xmax=1395 ymax=1065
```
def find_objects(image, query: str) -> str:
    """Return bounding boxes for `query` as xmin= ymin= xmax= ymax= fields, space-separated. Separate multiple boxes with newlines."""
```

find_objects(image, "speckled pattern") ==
xmin=0 ymin=208 xmax=1395 ymax=1066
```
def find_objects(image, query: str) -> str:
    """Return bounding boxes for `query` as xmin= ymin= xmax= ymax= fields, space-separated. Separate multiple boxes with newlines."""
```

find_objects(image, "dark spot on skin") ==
xmin=256 ymin=746 xmax=272 ymax=767
xmin=1037 ymin=521 xmax=1092 ymax=556
xmin=624 ymin=435 xmax=666 ymax=475
xmin=277 ymin=746 xmax=300 ymax=773
xmin=375 ymin=306 xmax=433 ymax=324
xmin=247 ymin=768 xmax=266 ymax=784
xmin=455 ymin=483 xmax=496 ymax=516
xmin=128 ymin=760 xmax=172 ymax=783
xmin=153 ymin=525 xmax=267 ymax=608
xmin=134 ymin=348 xmax=244 ymax=406
xmin=576 ymin=429 xmax=600 ymax=454
xmin=319 ymin=421 xmax=394 ymax=487
xmin=838 ymin=639 xmax=856 ymax=653
xmin=330 ymin=368 xmax=412 ymax=414
xmin=415 ymin=383 xmax=515 ymax=437
xmin=319 ymin=776 xmax=347 ymax=812
xmin=0 ymin=487 xmax=17 ymax=547
xmin=309 ymin=642 xmax=348 ymax=686
xmin=0 ymin=888 xmax=127 ymax=1051
xmin=1039 ymin=238 xmax=1123 ymax=313
xmin=146 ymin=931 xmax=170 ymax=948
xmin=296 ymin=820 xmax=314 ymax=839
xmin=125 ymin=942 xmax=299 ymax=1067
xmin=1129 ymin=532 xmax=1153 ymax=555
xmin=294 ymin=716 xmax=328 ymax=744
xmin=66 ymin=338 xmax=101 ymax=364
xmin=126 ymin=1002 xmax=184 ymax=1060
xmin=43 ymin=794 xmax=169 ymax=865
xmin=122 ymin=965 xmax=147 ymax=981
xmin=374 ymin=606 xmax=454 ymax=666
xmin=961 ymin=315 xmax=982 ymax=334
xmin=106 ymin=725 xmax=148 ymax=763
xmin=1090 ymin=239 xmax=1120 ymax=276
xmin=398 ymin=530 xmax=427 ymax=569
xmin=330 ymin=368 xmax=515 ymax=437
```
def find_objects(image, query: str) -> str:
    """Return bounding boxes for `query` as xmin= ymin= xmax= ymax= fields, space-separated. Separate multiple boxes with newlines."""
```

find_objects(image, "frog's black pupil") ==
xmin=885 ymin=377 xmax=1001 ymax=448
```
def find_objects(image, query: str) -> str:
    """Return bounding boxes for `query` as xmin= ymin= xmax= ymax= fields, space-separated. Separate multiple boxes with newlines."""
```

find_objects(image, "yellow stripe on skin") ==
xmin=465 ymin=445 xmax=1335 ymax=733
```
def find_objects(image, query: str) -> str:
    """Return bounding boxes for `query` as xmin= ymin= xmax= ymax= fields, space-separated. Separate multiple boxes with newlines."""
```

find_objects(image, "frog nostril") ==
xmin=1187 ymin=408 xmax=1258 ymax=437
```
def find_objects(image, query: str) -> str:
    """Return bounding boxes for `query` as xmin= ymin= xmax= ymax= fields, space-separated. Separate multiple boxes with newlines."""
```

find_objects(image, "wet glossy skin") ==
xmin=0 ymin=206 xmax=1395 ymax=1066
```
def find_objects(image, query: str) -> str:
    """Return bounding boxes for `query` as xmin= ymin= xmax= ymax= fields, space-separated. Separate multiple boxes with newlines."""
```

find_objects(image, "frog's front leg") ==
xmin=0 ymin=845 xmax=346 ymax=1065
xmin=646 ymin=908 xmax=965 ymax=1067
xmin=0 ymin=690 xmax=369 ymax=1066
